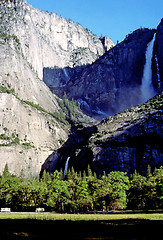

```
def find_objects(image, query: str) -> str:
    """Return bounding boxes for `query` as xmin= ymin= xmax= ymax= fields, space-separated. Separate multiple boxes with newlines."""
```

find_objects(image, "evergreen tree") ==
xmin=128 ymin=171 xmax=146 ymax=209
xmin=2 ymin=163 xmax=11 ymax=179
xmin=46 ymin=176 xmax=70 ymax=212
xmin=0 ymin=167 xmax=21 ymax=209
xmin=160 ymin=183 xmax=163 ymax=206
xmin=144 ymin=172 xmax=158 ymax=209
xmin=106 ymin=172 xmax=129 ymax=210
xmin=41 ymin=170 xmax=51 ymax=184
xmin=75 ymin=174 xmax=92 ymax=212
xmin=0 ymin=165 xmax=162 ymax=212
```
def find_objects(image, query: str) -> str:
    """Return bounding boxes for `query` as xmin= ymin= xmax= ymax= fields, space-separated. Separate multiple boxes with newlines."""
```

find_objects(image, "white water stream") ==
xmin=141 ymin=33 xmax=156 ymax=102
xmin=64 ymin=157 xmax=70 ymax=177
xmin=155 ymin=52 xmax=161 ymax=89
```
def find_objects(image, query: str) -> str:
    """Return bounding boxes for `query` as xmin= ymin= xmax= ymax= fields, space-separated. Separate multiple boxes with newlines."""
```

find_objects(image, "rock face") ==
xmin=0 ymin=92 xmax=68 ymax=177
xmin=0 ymin=0 xmax=162 ymax=177
xmin=99 ymin=36 xmax=115 ymax=51
xmin=0 ymin=0 xmax=111 ymax=177
xmin=42 ymin=93 xmax=163 ymax=176
xmin=89 ymin=94 xmax=163 ymax=176
xmin=41 ymin=125 xmax=97 ymax=176
xmin=0 ymin=0 xmax=108 ymax=79
xmin=49 ymin=26 xmax=163 ymax=118
xmin=43 ymin=36 xmax=115 ymax=89
xmin=155 ymin=18 xmax=163 ymax=89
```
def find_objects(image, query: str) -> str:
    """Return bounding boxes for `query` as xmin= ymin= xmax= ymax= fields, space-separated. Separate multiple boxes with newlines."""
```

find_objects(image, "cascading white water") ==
xmin=155 ymin=52 xmax=161 ymax=89
xmin=64 ymin=157 xmax=70 ymax=177
xmin=141 ymin=33 xmax=156 ymax=102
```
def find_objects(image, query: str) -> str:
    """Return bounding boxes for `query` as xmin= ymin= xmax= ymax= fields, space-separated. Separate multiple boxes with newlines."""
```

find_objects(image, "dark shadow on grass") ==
xmin=0 ymin=219 xmax=162 ymax=240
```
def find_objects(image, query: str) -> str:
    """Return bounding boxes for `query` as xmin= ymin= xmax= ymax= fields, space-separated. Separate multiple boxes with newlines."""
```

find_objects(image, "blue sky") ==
xmin=27 ymin=0 xmax=163 ymax=43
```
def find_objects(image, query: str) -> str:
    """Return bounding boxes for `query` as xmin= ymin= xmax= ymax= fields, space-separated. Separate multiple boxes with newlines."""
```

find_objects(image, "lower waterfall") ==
xmin=64 ymin=157 xmax=70 ymax=177
xmin=141 ymin=33 xmax=156 ymax=102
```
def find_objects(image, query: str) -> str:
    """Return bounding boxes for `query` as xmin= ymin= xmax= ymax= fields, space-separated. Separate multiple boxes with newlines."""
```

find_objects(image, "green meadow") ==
xmin=0 ymin=212 xmax=163 ymax=221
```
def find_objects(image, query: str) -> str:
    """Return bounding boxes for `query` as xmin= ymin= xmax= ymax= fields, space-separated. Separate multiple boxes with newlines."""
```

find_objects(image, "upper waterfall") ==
xmin=140 ymin=33 xmax=156 ymax=102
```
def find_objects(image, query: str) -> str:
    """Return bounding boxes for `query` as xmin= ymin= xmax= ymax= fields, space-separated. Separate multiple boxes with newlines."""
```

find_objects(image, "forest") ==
xmin=0 ymin=164 xmax=163 ymax=213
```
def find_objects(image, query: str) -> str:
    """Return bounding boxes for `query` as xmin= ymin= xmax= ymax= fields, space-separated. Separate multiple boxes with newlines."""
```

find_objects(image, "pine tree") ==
xmin=2 ymin=163 xmax=10 ymax=179
xmin=41 ymin=170 xmax=51 ymax=183
xmin=87 ymin=165 xmax=93 ymax=177
xmin=75 ymin=174 xmax=92 ymax=212
xmin=19 ymin=169 xmax=25 ymax=181
xmin=107 ymin=172 xmax=129 ymax=210
xmin=147 ymin=165 xmax=152 ymax=178
xmin=128 ymin=171 xmax=146 ymax=209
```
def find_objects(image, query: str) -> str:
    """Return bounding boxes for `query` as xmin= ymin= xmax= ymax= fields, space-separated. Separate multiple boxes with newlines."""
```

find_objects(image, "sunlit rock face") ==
xmin=0 ymin=0 xmax=109 ymax=79
xmin=0 ymin=0 xmax=113 ymax=177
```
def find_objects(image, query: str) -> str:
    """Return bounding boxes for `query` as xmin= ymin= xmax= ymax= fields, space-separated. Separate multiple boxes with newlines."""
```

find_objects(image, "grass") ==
xmin=0 ymin=212 xmax=163 ymax=221
xmin=0 ymin=213 xmax=162 ymax=239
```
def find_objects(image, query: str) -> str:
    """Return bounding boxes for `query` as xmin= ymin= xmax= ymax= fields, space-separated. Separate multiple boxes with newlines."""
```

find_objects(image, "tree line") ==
xmin=0 ymin=164 xmax=162 ymax=212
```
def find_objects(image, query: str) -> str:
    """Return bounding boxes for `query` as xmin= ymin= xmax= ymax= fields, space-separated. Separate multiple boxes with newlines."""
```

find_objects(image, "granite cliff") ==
xmin=0 ymin=0 xmax=103 ymax=177
xmin=0 ymin=0 xmax=109 ymax=78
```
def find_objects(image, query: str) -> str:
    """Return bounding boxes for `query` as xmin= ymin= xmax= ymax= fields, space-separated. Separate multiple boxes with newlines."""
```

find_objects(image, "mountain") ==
xmin=48 ymin=23 xmax=163 ymax=118
xmin=0 ymin=0 xmax=162 ymax=177
xmin=41 ymin=18 xmax=163 ymax=176
xmin=42 ymin=92 xmax=163 ymax=176
xmin=0 ymin=0 xmax=104 ymax=177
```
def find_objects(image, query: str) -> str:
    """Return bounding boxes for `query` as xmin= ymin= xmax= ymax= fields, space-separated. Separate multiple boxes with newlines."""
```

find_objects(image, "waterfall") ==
xmin=64 ymin=157 xmax=70 ymax=177
xmin=155 ymin=52 xmax=161 ymax=89
xmin=141 ymin=33 xmax=156 ymax=102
